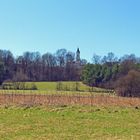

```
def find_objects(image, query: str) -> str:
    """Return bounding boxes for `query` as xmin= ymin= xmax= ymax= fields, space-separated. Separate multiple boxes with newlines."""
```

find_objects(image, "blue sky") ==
xmin=0 ymin=0 xmax=140 ymax=61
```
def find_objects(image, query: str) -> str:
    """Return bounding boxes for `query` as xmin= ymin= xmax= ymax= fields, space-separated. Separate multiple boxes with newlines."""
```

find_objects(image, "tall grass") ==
xmin=0 ymin=93 xmax=139 ymax=107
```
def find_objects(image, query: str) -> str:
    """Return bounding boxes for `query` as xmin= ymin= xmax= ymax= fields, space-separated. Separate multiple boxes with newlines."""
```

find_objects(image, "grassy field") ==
xmin=0 ymin=81 xmax=114 ymax=96
xmin=0 ymin=106 xmax=139 ymax=140
xmin=2 ymin=81 xmax=107 ymax=91
xmin=0 ymin=90 xmax=114 ymax=97
xmin=25 ymin=81 xmax=107 ymax=92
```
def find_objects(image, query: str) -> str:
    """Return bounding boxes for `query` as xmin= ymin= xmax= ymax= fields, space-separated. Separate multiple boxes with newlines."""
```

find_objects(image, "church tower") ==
xmin=76 ymin=48 xmax=80 ymax=62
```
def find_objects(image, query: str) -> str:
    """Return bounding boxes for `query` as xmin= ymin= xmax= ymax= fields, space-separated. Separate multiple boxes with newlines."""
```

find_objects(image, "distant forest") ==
xmin=0 ymin=49 xmax=140 ymax=97
xmin=0 ymin=49 xmax=86 ymax=83
xmin=82 ymin=53 xmax=140 ymax=97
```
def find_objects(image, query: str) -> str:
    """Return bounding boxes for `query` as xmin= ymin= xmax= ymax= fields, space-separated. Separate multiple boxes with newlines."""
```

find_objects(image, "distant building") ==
xmin=76 ymin=48 xmax=80 ymax=62
xmin=74 ymin=48 xmax=81 ymax=68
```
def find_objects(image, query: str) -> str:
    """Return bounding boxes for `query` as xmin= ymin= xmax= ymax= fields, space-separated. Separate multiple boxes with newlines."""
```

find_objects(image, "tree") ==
xmin=106 ymin=52 xmax=117 ymax=63
xmin=13 ymin=70 xmax=28 ymax=82
xmin=0 ymin=50 xmax=15 ymax=80
xmin=42 ymin=52 xmax=57 ymax=81
xmin=0 ymin=62 xmax=5 ymax=84
xmin=119 ymin=54 xmax=137 ymax=76
xmin=92 ymin=54 xmax=101 ymax=64
xmin=82 ymin=64 xmax=102 ymax=86
xmin=56 ymin=49 xmax=67 ymax=67
xmin=65 ymin=52 xmax=79 ymax=81
xmin=115 ymin=70 xmax=140 ymax=97
xmin=66 ymin=52 xmax=75 ymax=63
xmin=81 ymin=59 xmax=87 ymax=65
xmin=101 ymin=52 xmax=118 ymax=65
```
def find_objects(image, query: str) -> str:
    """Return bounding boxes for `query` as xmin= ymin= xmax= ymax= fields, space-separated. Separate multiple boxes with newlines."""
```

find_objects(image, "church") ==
xmin=74 ymin=48 xmax=82 ymax=68
xmin=75 ymin=48 xmax=81 ymax=64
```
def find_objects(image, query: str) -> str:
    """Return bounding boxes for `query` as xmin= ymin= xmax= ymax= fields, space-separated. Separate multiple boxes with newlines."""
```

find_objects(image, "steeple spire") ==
xmin=76 ymin=48 xmax=80 ymax=62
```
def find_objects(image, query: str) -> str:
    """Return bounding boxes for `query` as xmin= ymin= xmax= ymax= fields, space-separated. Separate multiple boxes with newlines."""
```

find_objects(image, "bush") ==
xmin=115 ymin=70 xmax=140 ymax=97
xmin=2 ymin=82 xmax=38 ymax=90
xmin=74 ymin=82 xmax=80 ymax=91
xmin=56 ymin=82 xmax=63 ymax=91
xmin=30 ymin=83 xmax=37 ymax=90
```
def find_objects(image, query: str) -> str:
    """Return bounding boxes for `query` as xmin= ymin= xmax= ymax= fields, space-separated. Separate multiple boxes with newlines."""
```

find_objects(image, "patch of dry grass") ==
xmin=0 ymin=94 xmax=139 ymax=107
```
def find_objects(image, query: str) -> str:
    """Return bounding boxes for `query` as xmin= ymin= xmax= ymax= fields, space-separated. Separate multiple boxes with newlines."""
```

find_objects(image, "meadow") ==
xmin=0 ymin=81 xmax=140 ymax=140
xmin=0 ymin=106 xmax=140 ymax=140
xmin=0 ymin=81 xmax=113 ymax=96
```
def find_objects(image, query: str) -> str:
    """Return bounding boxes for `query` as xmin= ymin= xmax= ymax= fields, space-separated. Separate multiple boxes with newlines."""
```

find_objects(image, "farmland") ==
xmin=0 ymin=106 xmax=140 ymax=140
xmin=0 ymin=81 xmax=140 ymax=140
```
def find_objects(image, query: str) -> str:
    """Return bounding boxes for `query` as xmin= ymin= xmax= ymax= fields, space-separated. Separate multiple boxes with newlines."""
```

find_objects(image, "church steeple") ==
xmin=76 ymin=48 xmax=80 ymax=62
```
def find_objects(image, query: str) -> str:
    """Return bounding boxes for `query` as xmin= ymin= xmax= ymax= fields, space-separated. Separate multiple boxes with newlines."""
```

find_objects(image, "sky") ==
xmin=0 ymin=0 xmax=140 ymax=61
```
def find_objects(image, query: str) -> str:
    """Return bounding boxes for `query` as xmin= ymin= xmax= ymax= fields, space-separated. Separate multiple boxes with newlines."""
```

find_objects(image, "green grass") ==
xmin=0 ymin=90 xmax=114 ymax=96
xmin=1 ymin=81 xmax=114 ymax=95
xmin=2 ymin=81 xmax=106 ymax=91
xmin=0 ymin=106 xmax=139 ymax=140
xmin=26 ymin=81 xmax=104 ymax=91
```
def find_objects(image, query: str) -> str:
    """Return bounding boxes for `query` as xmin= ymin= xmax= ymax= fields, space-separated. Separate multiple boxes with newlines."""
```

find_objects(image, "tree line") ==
xmin=0 ymin=49 xmax=140 ymax=97
xmin=82 ymin=53 xmax=140 ymax=97
xmin=0 ymin=49 xmax=86 ymax=84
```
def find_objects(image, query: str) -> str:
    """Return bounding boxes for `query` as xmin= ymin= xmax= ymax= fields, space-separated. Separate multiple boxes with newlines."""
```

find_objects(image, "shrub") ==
xmin=75 ymin=82 xmax=80 ymax=91
xmin=56 ymin=82 xmax=63 ymax=91
xmin=30 ymin=83 xmax=37 ymax=90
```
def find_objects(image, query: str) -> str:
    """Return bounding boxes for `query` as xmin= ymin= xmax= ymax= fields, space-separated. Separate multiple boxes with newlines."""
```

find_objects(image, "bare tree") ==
xmin=92 ymin=54 xmax=101 ymax=64
xmin=115 ymin=70 xmax=140 ymax=97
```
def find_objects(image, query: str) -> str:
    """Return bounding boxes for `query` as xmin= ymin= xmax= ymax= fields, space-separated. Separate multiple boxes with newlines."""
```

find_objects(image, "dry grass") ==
xmin=0 ymin=94 xmax=140 ymax=107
